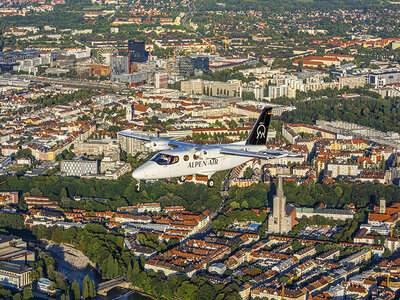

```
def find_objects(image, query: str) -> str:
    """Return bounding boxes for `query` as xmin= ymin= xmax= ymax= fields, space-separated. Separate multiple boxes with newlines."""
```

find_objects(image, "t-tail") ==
xmin=245 ymin=107 xmax=272 ymax=145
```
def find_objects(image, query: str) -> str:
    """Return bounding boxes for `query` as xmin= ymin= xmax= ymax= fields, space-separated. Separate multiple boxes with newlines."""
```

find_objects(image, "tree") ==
xmin=230 ymin=201 xmax=240 ymax=209
xmin=16 ymin=148 xmax=32 ymax=158
xmin=13 ymin=294 xmax=22 ymax=300
xmin=29 ymin=187 xmax=42 ymax=197
xmin=334 ymin=186 xmax=343 ymax=198
xmin=113 ymin=258 xmax=119 ymax=277
xmin=243 ymin=167 xmax=253 ymax=179
xmin=132 ymin=259 xmax=140 ymax=275
xmin=71 ymin=280 xmax=81 ymax=300
xmin=380 ymin=235 xmax=386 ymax=247
xmin=127 ymin=263 xmax=134 ymax=283
xmin=382 ymin=248 xmax=392 ymax=258
xmin=82 ymin=275 xmax=90 ymax=299
xmin=23 ymin=287 xmax=33 ymax=300
xmin=279 ymin=276 xmax=290 ymax=284
xmin=60 ymin=187 xmax=68 ymax=199
xmin=241 ymin=200 xmax=249 ymax=209
xmin=89 ymin=281 xmax=96 ymax=298
xmin=229 ymin=120 xmax=238 ymax=129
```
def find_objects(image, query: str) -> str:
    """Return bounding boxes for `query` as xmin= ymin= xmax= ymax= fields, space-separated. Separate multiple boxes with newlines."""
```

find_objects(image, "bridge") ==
xmin=97 ymin=276 xmax=132 ymax=296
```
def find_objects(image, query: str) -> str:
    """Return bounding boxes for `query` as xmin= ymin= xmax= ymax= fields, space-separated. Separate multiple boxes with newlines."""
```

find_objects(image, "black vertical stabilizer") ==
xmin=245 ymin=107 xmax=272 ymax=145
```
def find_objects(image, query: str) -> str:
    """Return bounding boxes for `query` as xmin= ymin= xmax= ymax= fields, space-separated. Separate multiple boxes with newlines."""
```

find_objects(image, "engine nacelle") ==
xmin=144 ymin=141 xmax=170 ymax=151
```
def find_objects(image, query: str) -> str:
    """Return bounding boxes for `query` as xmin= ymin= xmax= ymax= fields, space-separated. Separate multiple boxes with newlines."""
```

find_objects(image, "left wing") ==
xmin=220 ymin=148 xmax=300 ymax=160
xmin=117 ymin=131 xmax=196 ymax=149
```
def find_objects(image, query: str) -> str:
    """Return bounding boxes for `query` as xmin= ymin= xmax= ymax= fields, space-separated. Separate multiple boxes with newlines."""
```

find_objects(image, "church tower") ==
xmin=126 ymin=104 xmax=134 ymax=121
xmin=268 ymin=176 xmax=292 ymax=234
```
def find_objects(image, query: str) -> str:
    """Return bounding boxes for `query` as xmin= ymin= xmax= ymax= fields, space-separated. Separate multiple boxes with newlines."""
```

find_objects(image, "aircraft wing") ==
xmin=220 ymin=148 xmax=276 ymax=160
xmin=117 ymin=131 xmax=196 ymax=149
xmin=262 ymin=149 xmax=301 ymax=156
xmin=220 ymin=148 xmax=300 ymax=160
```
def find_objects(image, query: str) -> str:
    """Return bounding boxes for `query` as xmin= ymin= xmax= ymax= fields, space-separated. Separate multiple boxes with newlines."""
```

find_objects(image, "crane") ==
xmin=282 ymin=276 xmax=295 ymax=300
xmin=166 ymin=50 xmax=177 ymax=76
xmin=216 ymin=35 xmax=228 ymax=53
xmin=205 ymin=36 xmax=228 ymax=54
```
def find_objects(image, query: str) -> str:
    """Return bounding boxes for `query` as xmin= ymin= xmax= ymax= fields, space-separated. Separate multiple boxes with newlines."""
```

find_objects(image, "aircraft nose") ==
xmin=132 ymin=168 xmax=145 ymax=180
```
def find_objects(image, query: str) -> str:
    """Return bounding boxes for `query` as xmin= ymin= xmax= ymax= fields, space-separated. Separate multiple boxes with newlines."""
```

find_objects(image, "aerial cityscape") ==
xmin=1 ymin=0 xmax=400 ymax=299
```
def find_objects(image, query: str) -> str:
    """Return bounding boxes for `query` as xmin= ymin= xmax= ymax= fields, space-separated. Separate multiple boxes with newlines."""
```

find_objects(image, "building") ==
xmin=180 ymin=79 xmax=241 ymax=97
xmin=118 ymin=130 xmax=158 ymax=156
xmin=268 ymin=177 xmax=295 ymax=234
xmin=179 ymin=57 xmax=195 ymax=77
xmin=154 ymin=71 xmax=168 ymax=89
xmin=0 ymin=233 xmax=35 ymax=265
xmin=24 ymin=196 xmax=58 ymax=209
xmin=0 ymin=261 xmax=32 ymax=289
xmin=193 ymin=56 xmax=209 ymax=72
xmin=368 ymin=71 xmax=400 ymax=88
xmin=209 ymin=263 xmax=227 ymax=275
xmin=0 ymin=156 xmax=12 ymax=171
xmin=296 ymin=207 xmax=354 ymax=221
xmin=74 ymin=139 xmax=119 ymax=156
xmin=326 ymin=163 xmax=359 ymax=178
xmin=340 ymin=249 xmax=372 ymax=265
xmin=126 ymin=103 xmax=134 ymax=121
xmin=0 ymin=191 xmax=19 ymax=205
xmin=368 ymin=199 xmax=400 ymax=226
xmin=110 ymin=55 xmax=129 ymax=81
xmin=128 ymin=40 xmax=148 ymax=63
xmin=60 ymin=160 xmax=98 ymax=177
xmin=37 ymin=277 xmax=54 ymax=294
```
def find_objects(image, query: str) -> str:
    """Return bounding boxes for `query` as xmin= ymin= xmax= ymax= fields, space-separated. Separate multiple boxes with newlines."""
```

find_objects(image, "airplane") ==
xmin=118 ymin=107 xmax=299 ymax=192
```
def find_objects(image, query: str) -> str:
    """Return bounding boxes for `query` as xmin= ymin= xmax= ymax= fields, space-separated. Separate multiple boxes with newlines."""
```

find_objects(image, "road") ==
xmin=182 ymin=0 xmax=196 ymax=34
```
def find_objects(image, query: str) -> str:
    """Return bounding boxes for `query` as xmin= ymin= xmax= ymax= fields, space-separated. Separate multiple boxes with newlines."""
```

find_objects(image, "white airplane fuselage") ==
xmin=132 ymin=144 xmax=267 ymax=180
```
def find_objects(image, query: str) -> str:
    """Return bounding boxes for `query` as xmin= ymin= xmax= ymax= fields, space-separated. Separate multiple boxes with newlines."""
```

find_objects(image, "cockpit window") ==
xmin=151 ymin=153 xmax=179 ymax=165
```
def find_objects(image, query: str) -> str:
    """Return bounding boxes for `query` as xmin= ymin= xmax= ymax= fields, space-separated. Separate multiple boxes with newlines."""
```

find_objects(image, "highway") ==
xmin=182 ymin=0 xmax=197 ymax=35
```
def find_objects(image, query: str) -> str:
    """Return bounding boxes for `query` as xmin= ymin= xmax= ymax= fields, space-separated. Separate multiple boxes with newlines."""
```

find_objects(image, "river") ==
xmin=48 ymin=247 xmax=152 ymax=300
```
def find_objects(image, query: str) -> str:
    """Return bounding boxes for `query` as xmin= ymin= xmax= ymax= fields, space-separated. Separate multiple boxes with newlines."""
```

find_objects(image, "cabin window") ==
xmin=151 ymin=153 xmax=179 ymax=165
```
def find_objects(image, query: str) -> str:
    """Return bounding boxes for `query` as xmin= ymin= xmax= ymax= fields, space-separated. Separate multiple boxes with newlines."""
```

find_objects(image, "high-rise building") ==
xmin=194 ymin=56 xmax=209 ymax=71
xmin=179 ymin=57 xmax=195 ymax=77
xmin=128 ymin=40 xmax=148 ymax=63
xmin=110 ymin=55 xmax=129 ymax=81
xmin=268 ymin=177 xmax=294 ymax=234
